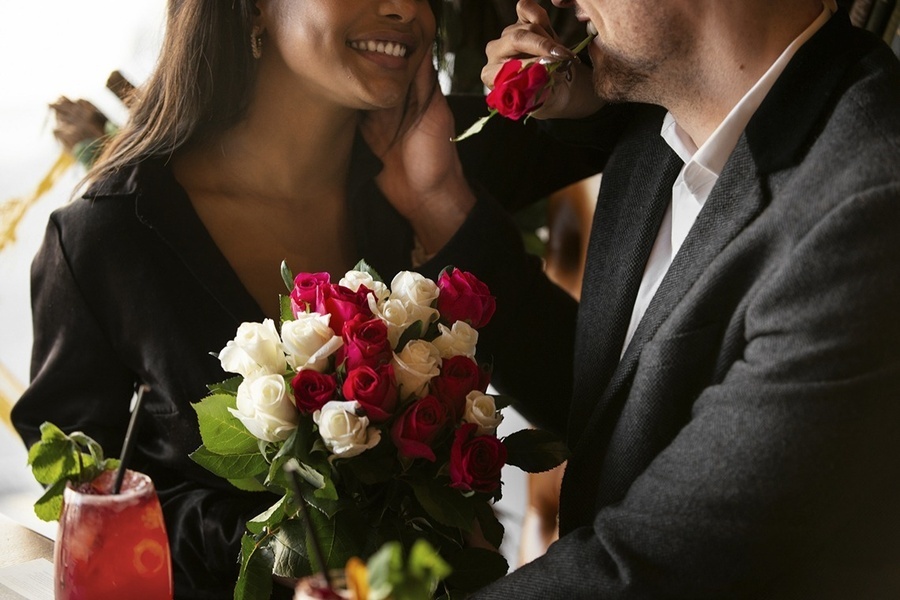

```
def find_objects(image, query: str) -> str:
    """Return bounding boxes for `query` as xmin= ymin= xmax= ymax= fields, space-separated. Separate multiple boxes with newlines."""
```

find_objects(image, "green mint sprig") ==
xmin=26 ymin=422 xmax=120 ymax=522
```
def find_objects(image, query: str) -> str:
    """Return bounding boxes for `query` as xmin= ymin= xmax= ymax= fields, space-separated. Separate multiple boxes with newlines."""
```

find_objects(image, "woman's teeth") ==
xmin=587 ymin=21 xmax=598 ymax=37
xmin=349 ymin=40 xmax=408 ymax=57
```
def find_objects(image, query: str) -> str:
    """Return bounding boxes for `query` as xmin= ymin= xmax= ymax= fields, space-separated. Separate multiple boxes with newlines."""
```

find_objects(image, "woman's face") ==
xmin=257 ymin=0 xmax=436 ymax=110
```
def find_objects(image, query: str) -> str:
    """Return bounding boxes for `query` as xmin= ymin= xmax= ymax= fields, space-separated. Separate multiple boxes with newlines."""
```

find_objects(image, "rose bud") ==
xmin=391 ymin=395 xmax=450 ymax=462
xmin=430 ymin=355 xmax=485 ymax=422
xmin=486 ymin=59 xmax=550 ymax=121
xmin=339 ymin=314 xmax=392 ymax=371
xmin=449 ymin=423 xmax=507 ymax=494
xmin=291 ymin=369 xmax=338 ymax=414
xmin=437 ymin=268 xmax=496 ymax=329
xmin=315 ymin=283 xmax=373 ymax=337
xmin=290 ymin=272 xmax=330 ymax=316
xmin=341 ymin=363 xmax=397 ymax=423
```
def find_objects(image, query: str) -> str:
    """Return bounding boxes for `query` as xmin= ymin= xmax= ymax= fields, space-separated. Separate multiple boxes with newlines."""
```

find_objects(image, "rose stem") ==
xmin=112 ymin=384 xmax=150 ymax=494
xmin=286 ymin=464 xmax=334 ymax=590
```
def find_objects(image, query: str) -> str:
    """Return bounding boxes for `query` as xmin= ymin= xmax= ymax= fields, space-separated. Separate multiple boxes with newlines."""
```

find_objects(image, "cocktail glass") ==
xmin=54 ymin=468 xmax=173 ymax=599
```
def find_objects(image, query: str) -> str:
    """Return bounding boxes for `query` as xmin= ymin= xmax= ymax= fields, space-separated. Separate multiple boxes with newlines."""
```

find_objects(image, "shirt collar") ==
xmin=660 ymin=1 xmax=835 ymax=201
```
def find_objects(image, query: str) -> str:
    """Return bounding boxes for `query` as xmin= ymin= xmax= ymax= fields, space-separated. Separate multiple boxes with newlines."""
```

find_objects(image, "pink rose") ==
xmin=291 ymin=369 xmax=337 ymax=414
xmin=290 ymin=272 xmax=330 ymax=317
xmin=430 ymin=355 xmax=488 ymax=422
xmin=486 ymin=59 xmax=550 ymax=120
xmin=437 ymin=268 xmax=496 ymax=329
xmin=339 ymin=314 xmax=392 ymax=371
xmin=390 ymin=395 xmax=450 ymax=462
xmin=449 ymin=423 xmax=507 ymax=494
xmin=341 ymin=364 xmax=397 ymax=423
xmin=315 ymin=283 xmax=373 ymax=337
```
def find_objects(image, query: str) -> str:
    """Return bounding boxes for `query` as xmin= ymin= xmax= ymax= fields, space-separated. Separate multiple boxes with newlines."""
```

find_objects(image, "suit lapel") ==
xmin=575 ymin=139 xmax=764 ymax=457
xmin=567 ymin=119 xmax=682 ymax=446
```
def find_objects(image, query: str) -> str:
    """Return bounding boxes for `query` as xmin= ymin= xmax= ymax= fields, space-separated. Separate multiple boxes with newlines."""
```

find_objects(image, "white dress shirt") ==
xmin=621 ymin=1 xmax=837 ymax=355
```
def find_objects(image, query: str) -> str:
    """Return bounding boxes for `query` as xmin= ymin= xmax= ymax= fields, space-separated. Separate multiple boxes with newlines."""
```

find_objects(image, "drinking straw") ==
xmin=112 ymin=383 xmax=150 ymax=494
xmin=286 ymin=463 xmax=334 ymax=591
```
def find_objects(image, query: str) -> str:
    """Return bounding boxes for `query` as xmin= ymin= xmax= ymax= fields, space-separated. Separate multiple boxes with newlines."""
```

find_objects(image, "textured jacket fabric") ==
xmin=434 ymin=12 xmax=900 ymax=599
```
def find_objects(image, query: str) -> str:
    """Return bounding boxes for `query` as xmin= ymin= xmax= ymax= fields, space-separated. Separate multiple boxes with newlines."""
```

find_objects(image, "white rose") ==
xmin=368 ymin=297 xmax=414 ymax=349
xmin=229 ymin=374 xmax=299 ymax=442
xmin=463 ymin=391 xmax=503 ymax=435
xmin=431 ymin=321 xmax=479 ymax=359
xmin=313 ymin=400 xmax=381 ymax=459
xmin=281 ymin=313 xmax=343 ymax=372
xmin=392 ymin=340 xmax=441 ymax=399
xmin=340 ymin=270 xmax=389 ymax=303
xmin=389 ymin=271 xmax=439 ymax=327
xmin=218 ymin=319 xmax=287 ymax=378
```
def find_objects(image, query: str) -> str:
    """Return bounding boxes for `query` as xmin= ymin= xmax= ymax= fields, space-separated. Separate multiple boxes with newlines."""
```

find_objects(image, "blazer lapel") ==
xmin=575 ymin=138 xmax=765 ymax=457
xmin=567 ymin=123 xmax=682 ymax=446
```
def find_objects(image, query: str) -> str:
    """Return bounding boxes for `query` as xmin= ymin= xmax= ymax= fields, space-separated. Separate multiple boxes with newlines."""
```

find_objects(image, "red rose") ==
xmin=437 ymin=268 xmax=496 ymax=329
xmin=430 ymin=355 xmax=487 ymax=422
xmin=486 ymin=59 xmax=550 ymax=121
xmin=449 ymin=423 xmax=507 ymax=494
xmin=390 ymin=395 xmax=450 ymax=462
xmin=315 ymin=283 xmax=373 ymax=337
xmin=291 ymin=369 xmax=337 ymax=414
xmin=339 ymin=314 xmax=392 ymax=371
xmin=342 ymin=364 xmax=397 ymax=423
xmin=290 ymin=272 xmax=330 ymax=316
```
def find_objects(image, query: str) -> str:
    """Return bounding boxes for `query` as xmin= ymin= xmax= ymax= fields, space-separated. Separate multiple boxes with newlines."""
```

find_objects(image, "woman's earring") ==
xmin=250 ymin=26 xmax=263 ymax=59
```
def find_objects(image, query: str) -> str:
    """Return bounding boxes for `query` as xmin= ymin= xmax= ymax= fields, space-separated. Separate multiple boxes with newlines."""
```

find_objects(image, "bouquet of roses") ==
xmin=191 ymin=260 xmax=568 ymax=600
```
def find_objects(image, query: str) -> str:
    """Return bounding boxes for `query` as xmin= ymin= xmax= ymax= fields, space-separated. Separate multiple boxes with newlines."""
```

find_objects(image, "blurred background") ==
xmin=0 ymin=0 xmax=168 ymax=536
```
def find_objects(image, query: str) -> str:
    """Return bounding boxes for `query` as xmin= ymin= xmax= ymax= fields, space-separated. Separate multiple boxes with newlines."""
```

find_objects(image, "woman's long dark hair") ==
xmin=87 ymin=0 xmax=444 ymax=185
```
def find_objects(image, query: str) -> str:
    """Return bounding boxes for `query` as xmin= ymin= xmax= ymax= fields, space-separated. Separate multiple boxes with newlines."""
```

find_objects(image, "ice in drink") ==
xmin=54 ymin=469 xmax=173 ymax=599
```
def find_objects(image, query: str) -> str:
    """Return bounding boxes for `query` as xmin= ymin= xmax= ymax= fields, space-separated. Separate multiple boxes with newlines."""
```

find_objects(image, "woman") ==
xmin=11 ymin=0 xmax=451 ymax=597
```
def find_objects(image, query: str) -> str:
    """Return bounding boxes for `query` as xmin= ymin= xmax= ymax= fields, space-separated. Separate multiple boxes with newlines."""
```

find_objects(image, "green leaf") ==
xmin=207 ymin=376 xmax=242 ymax=395
xmin=189 ymin=445 xmax=269 ymax=480
xmin=234 ymin=532 xmax=275 ymax=600
xmin=192 ymin=394 xmax=260 ymax=455
xmin=27 ymin=435 xmax=76 ymax=486
xmin=33 ymin=479 xmax=67 ymax=522
xmin=443 ymin=547 xmax=508 ymax=593
xmin=280 ymin=295 xmax=294 ymax=324
xmin=502 ymin=429 xmax=570 ymax=473
xmin=410 ymin=480 xmax=475 ymax=533
xmin=247 ymin=496 xmax=288 ymax=535
xmin=451 ymin=111 xmax=498 ymax=143
xmin=281 ymin=260 xmax=294 ymax=293
xmin=395 ymin=320 xmax=424 ymax=352
xmin=227 ymin=477 xmax=269 ymax=492
xmin=272 ymin=517 xmax=312 ymax=578
xmin=406 ymin=538 xmax=452 ymax=588
xmin=474 ymin=502 xmax=504 ymax=550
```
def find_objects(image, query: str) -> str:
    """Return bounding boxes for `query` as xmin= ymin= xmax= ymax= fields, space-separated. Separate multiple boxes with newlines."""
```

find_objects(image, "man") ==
xmin=365 ymin=0 xmax=900 ymax=597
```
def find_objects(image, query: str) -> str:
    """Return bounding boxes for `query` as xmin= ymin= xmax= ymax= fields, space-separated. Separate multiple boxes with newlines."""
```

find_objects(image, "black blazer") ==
xmin=436 ymin=12 xmax=900 ymax=599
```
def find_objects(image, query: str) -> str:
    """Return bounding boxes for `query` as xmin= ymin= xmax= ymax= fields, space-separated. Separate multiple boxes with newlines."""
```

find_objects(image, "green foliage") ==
xmin=25 ymin=422 xmax=120 ymax=522
xmin=367 ymin=539 xmax=452 ymax=600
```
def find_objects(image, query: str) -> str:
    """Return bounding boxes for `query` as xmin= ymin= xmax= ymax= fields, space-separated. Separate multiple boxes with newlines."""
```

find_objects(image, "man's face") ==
xmin=567 ymin=0 xmax=698 ymax=105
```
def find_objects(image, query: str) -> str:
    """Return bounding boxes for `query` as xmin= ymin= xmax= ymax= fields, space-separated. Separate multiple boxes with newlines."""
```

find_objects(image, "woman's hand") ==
xmin=361 ymin=57 xmax=475 ymax=256
xmin=482 ymin=0 xmax=603 ymax=120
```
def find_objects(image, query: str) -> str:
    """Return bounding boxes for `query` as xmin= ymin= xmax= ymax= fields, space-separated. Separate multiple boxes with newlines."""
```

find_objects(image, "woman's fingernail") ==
xmin=549 ymin=47 xmax=572 ymax=59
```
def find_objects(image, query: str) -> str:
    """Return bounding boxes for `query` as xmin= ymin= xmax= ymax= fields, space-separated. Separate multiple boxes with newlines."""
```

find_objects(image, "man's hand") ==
xmin=361 ymin=57 xmax=475 ymax=256
xmin=482 ymin=0 xmax=603 ymax=120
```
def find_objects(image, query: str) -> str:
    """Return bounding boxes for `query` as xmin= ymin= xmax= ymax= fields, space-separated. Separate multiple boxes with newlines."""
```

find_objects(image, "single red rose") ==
xmin=449 ymin=423 xmax=507 ymax=494
xmin=342 ymin=363 xmax=397 ymax=423
xmin=486 ymin=59 xmax=550 ymax=121
xmin=291 ymin=369 xmax=337 ymax=414
xmin=437 ymin=268 xmax=496 ymax=329
xmin=430 ymin=355 xmax=486 ymax=422
xmin=290 ymin=272 xmax=330 ymax=316
xmin=339 ymin=314 xmax=392 ymax=371
xmin=390 ymin=395 xmax=450 ymax=462
xmin=315 ymin=283 xmax=373 ymax=337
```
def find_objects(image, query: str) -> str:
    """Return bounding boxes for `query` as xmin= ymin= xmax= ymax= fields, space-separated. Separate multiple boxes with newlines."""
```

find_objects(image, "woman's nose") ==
xmin=379 ymin=0 xmax=417 ymax=22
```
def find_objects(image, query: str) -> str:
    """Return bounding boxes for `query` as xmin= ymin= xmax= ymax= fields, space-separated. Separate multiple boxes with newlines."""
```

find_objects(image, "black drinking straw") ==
xmin=112 ymin=384 xmax=150 ymax=494
xmin=286 ymin=463 xmax=333 ymax=591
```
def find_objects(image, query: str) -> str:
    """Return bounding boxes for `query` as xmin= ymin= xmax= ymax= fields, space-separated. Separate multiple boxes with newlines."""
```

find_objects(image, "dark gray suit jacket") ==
xmin=437 ymin=11 xmax=900 ymax=599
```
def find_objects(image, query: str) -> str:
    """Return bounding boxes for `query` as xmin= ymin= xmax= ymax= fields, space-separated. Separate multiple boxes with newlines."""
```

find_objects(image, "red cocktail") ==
xmin=54 ymin=469 xmax=173 ymax=599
